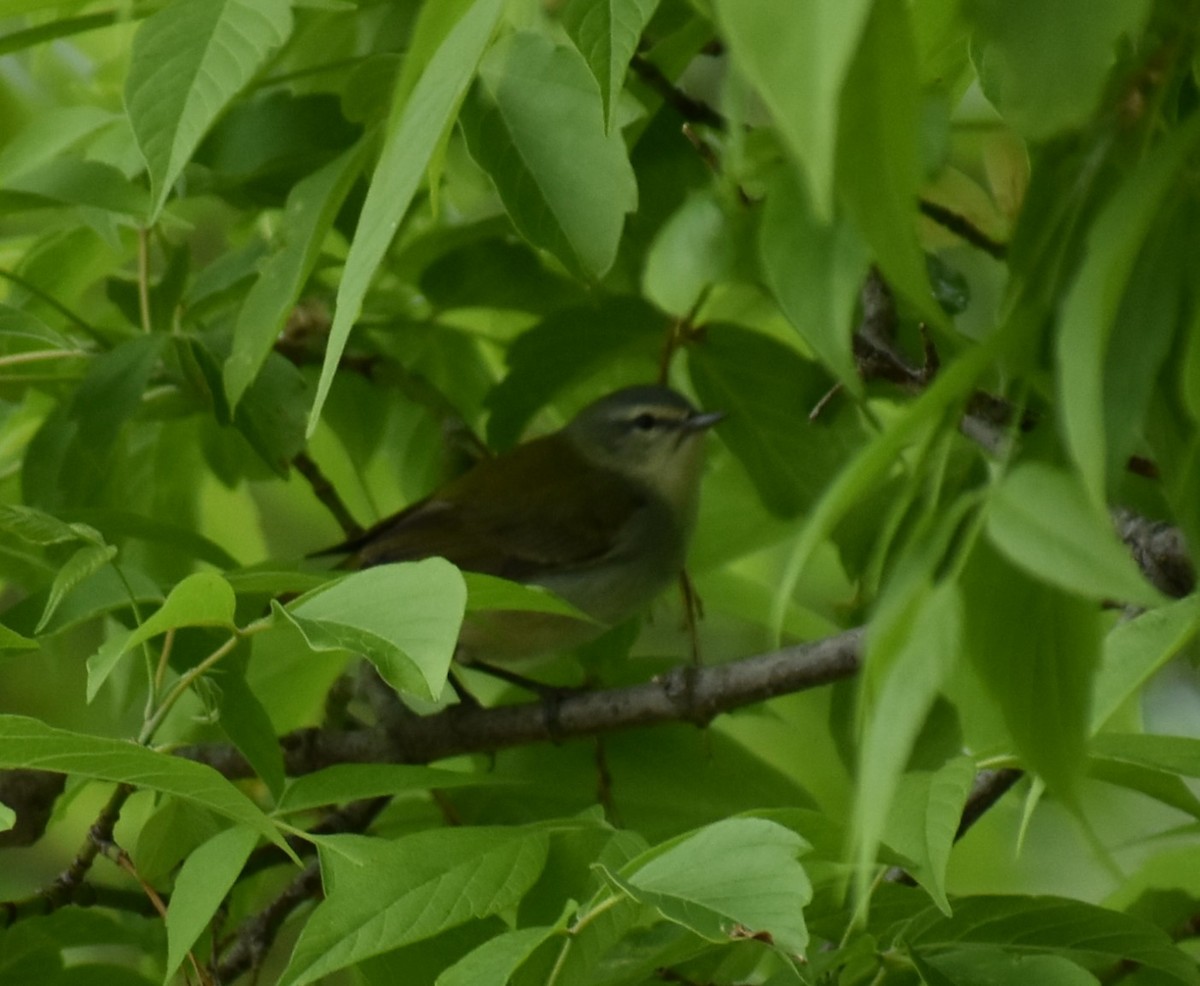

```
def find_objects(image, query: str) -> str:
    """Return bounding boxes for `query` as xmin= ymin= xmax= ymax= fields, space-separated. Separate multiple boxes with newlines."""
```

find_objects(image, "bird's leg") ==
xmin=679 ymin=569 xmax=705 ymax=667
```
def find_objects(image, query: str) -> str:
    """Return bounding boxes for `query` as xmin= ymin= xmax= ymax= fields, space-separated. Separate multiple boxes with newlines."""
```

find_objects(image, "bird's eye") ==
xmin=632 ymin=412 xmax=657 ymax=431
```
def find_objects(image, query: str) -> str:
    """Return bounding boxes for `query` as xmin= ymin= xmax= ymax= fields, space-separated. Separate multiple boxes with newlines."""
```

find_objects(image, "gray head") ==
xmin=564 ymin=385 xmax=724 ymax=510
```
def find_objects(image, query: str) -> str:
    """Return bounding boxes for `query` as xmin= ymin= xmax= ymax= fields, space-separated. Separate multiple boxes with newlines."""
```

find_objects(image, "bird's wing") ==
xmin=329 ymin=437 xmax=647 ymax=580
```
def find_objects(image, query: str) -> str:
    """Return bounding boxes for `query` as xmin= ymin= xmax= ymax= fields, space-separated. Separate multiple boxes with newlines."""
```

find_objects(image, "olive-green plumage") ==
xmin=327 ymin=385 xmax=722 ymax=661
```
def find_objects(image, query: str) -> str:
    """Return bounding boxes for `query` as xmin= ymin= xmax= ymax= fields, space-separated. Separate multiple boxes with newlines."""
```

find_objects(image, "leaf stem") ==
xmin=139 ymin=633 xmax=241 ymax=744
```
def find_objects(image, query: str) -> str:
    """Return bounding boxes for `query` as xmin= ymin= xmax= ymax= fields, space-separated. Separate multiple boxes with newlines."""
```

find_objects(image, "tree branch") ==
xmin=179 ymin=629 xmax=866 ymax=777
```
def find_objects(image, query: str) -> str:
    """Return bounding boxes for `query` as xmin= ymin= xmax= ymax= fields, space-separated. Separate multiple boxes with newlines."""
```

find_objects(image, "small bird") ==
xmin=324 ymin=385 xmax=723 ymax=663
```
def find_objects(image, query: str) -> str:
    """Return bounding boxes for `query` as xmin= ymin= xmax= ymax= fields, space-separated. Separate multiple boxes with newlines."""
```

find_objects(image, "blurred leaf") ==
xmin=0 ymin=622 xmax=35 ymax=650
xmin=65 ymin=508 xmax=239 ymax=570
xmin=22 ymin=335 xmax=165 ymax=511
xmin=1087 ymin=756 xmax=1200 ymax=820
xmin=280 ymin=828 xmax=550 ymax=986
xmin=276 ymin=763 xmax=502 ymax=815
xmin=967 ymin=0 xmax=1150 ymax=140
xmin=884 ymin=756 xmax=975 ymax=914
xmin=687 ymin=323 xmax=861 ymax=517
xmin=307 ymin=0 xmax=503 ymax=436
xmin=920 ymin=949 xmax=1099 ymax=986
xmin=1058 ymin=118 xmax=1200 ymax=507
xmin=986 ymin=463 xmax=1165 ymax=607
xmin=0 ymin=158 xmax=148 ymax=216
xmin=0 ymin=503 xmax=103 ymax=547
xmin=224 ymin=141 xmax=367 ymax=410
xmin=126 ymin=0 xmax=294 ymax=217
xmin=233 ymin=351 xmax=311 ymax=476
xmin=561 ymin=0 xmax=660 ymax=132
xmin=712 ymin=0 xmax=873 ymax=218
xmin=960 ymin=540 xmax=1100 ymax=801
xmin=760 ymin=165 xmax=869 ymax=391
xmin=463 ymin=572 xmax=592 ymax=620
xmin=606 ymin=817 xmax=810 ymax=954
xmin=0 ymin=105 xmax=115 ymax=183
xmin=855 ymin=582 xmax=961 ymax=904
xmin=486 ymin=296 xmax=663 ymax=448
xmin=35 ymin=542 xmax=117 ymax=633
xmin=460 ymin=31 xmax=637 ymax=279
xmin=1091 ymin=599 xmax=1200 ymax=732
xmin=435 ymin=922 xmax=564 ymax=986
xmin=196 ymin=91 xmax=361 ymax=199
xmin=903 ymin=895 xmax=1200 ymax=986
xmin=1103 ymin=207 xmax=1191 ymax=483
xmin=0 ymin=715 xmax=293 ymax=857
xmin=12 ymin=565 xmax=163 ymax=638
xmin=643 ymin=190 xmax=744 ymax=317
xmin=837 ymin=0 xmax=940 ymax=326
xmin=283 ymin=559 xmax=466 ymax=700
xmin=164 ymin=825 xmax=259 ymax=985
xmin=418 ymin=236 xmax=585 ymax=315
xmin=1090 ymin=733 xmax=1200 ymax=779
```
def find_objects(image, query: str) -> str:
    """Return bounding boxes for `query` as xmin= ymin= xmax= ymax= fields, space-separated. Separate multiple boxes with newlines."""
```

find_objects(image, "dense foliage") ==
xmin=1 ymin=0 xmax=1199 ymax=983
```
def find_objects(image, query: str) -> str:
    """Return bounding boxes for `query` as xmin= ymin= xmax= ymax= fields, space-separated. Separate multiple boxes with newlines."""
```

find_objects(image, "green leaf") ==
xmin=968 ymin=0 xmax=1151 ymax=140
xmin=561 ymin=0 xmax=660 ymax=133
xmin=283 ymin=559 xmax=466 ymax=701
xmin=224 ymin=142 xmax=368 ymax=410
xmin=1087 ymin=755 xmax=1200 ymax=821
xmin=0 ymin=158 xmax=149 ymax=216
xmin=836 ymin=0 xmax=939 ymax=325
xmin=216 ymin=666 xmax=286 ymax=799
xmin=86 ymin=626 xmax=133 ymax=703
xmin=1090 ymin=733 xmax=1200 ymax=779
xmin=164 ymin=825 xmax=259 ymax=984
xmin=960 ymin=539 xmax=1101 ymax=801
xmin=0 ymin=622 xmax=36 ymax=650
xmin=855 ymin=582 xmax=961 ymax=903
xmin=232 ymin=352 xmax=311 ymax=477
xmin=1091 ymin=599 xmax=1200 ymax=732
xmin=24 ymin=566 xmax=164 ymax=639
xmin=307 ymin=0 xmax=503 ymax=437
xmin=986 ymin=463 xmax=1166 ymax=607
xmin=610 ymin=817 xmax=811 ymax=955
xmin=0 ymin=106 xmax=115 ymax=184
xmin=0 ymin=802 xmax=13 ymax=834
xmin=643 ymin=190 xmax=743 ymax=317
xmin=0 ymin=715 xmax=293 ymax=858
xmin=125 ymin=0 xmax=293 ymax=218
xmin=276 ymin=763 xmax=501 ymax=815
xmin=0 ymin=504 xmax=102 ymax=547
xmin=120 ymin=571 xmax=237 ymax=656
xmin=687 ymin=323 xmax=862 ymax=517
xmin=23 ymin=335 xmax=165 ymax=511
xmin=435 ymin=922 xmax=564 ymax=986
xmin=904 ymin=895 xmax=1200 ymax=986
xmin=279 ymin=828 xmax=550 ymax=986
xmin=884 ymin=756 xmax=976 ymax=914
xmin=460 ymin=31 xmax=638 ymax=279
xmin=486 ymin=296 xmax=663 ymax=448
xmin=1057 ymin=118 xmax=1200 ymax=507
xmin=760 ymin=165 xmax=870 ymax=391
xmin=712 ymin=0 xmax=873 ymax=218
xmin=35 ymin=542 xmax=117 ymax=634
xmin=920 ymin=949 xmax=1100 ymax=986
xmin=463 ymin=572 xmax=592 ymax=621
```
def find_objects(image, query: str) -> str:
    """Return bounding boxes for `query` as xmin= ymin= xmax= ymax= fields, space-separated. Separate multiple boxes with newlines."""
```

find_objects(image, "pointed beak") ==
xmin=684 ymin=410 xmax=726 ymax=432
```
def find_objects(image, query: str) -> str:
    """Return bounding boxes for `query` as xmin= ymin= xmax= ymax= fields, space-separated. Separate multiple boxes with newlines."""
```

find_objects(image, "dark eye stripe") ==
xmin=632 ymin=412 xmax=657 ymax=430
